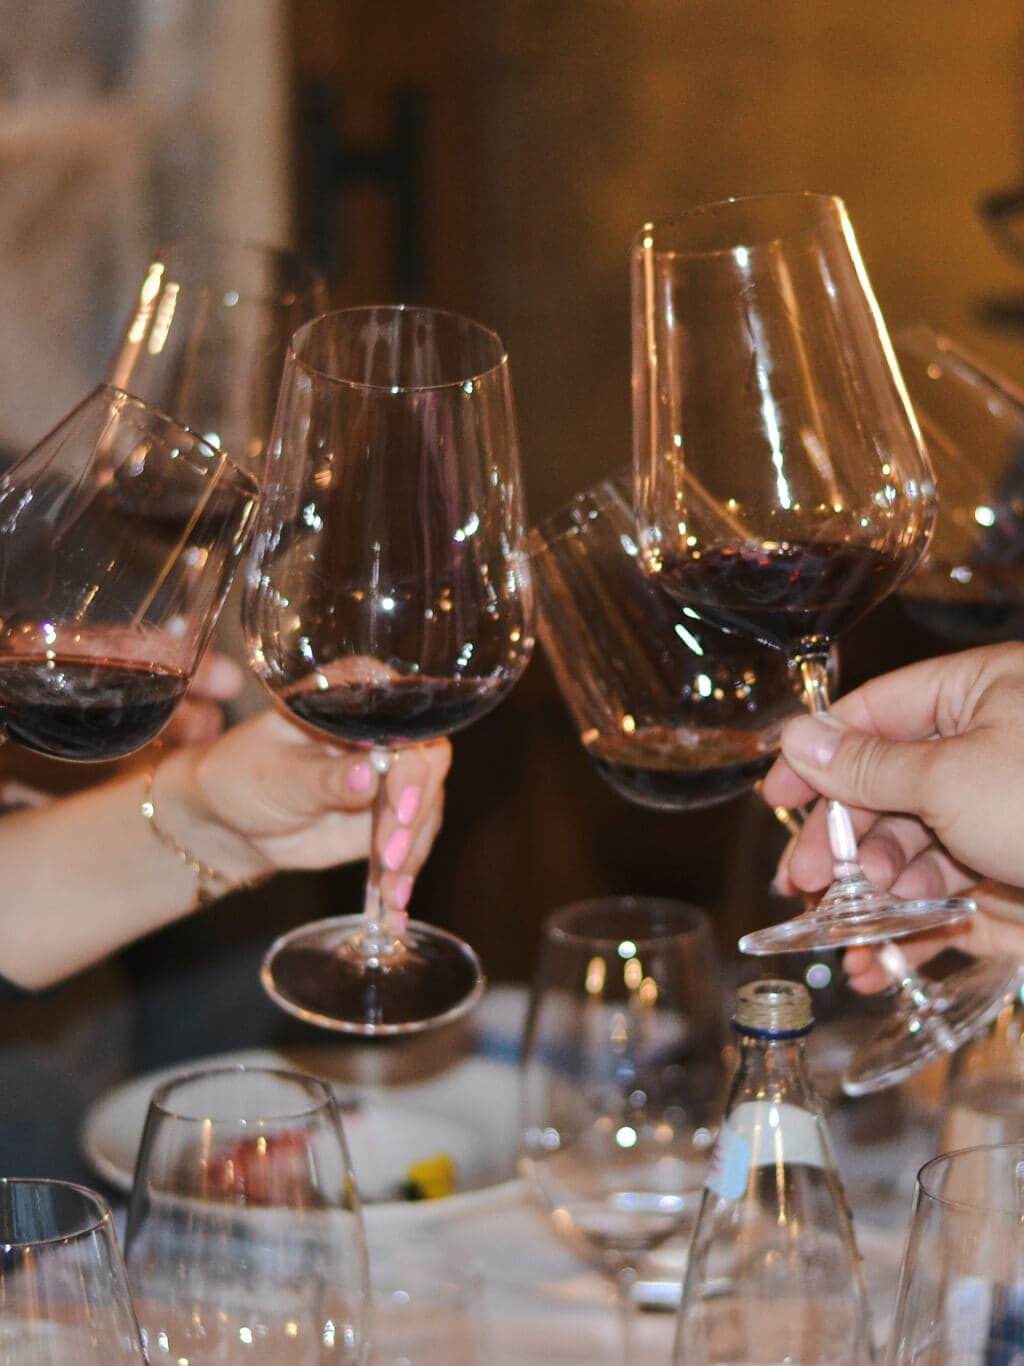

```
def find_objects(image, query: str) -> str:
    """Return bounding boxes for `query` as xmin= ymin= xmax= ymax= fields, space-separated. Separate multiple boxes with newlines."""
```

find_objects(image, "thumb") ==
xmin=780 ymin=713 xmax=934 ymax=817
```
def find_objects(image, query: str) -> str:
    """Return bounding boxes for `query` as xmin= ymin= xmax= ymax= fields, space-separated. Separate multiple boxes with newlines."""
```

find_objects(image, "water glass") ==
xmin=0 ymin=1177 xmax=145 ymax=1363
xmin=123 ymin=1064 xmax=369 ymax=1364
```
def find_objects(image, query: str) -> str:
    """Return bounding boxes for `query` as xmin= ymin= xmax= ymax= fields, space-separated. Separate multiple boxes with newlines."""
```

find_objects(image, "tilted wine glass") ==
xmin=838 ymin=325 xmax=1024 ymax=1094
xmin=243 ymin=304 xmax=534 ymax=1035
xmin=632 ymin=191 xmax=975 ymax=955
xmin=0 ymin=385 xmax=258 ymax=761
xmin=530 ymin=469 xmax=808 ymax=813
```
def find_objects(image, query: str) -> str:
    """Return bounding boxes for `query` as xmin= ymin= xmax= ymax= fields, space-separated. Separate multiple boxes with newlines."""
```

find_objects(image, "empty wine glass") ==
xmin=123 ymin=1063 xmax=369 ymax=1365
xmin=520 ymin=895 xmax=728 ymax=1363
xmin=105 ymin=237 xmax=329 ymax=716
xmin=0 ymin=1177 xmax=145 ymax=1362
xmin=892 ymin=322 xmax=1024 ymax=649
xmin=243 ymin=304 xmax=535 ymax=1034
xmin=888 ymin=1142 xmax=1024 ymax=1363
xmin=632 ymin=192 xmax=975 ymax=956
xmin=0 ymin=385 xmax=258 ymax=760
xmin=531 ymin=469 xmax=808 ymax=813
xmin=106 ymin=238 xmax=328 ymax=484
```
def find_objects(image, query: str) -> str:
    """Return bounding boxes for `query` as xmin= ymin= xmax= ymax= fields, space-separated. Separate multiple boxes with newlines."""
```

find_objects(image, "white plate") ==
xmin=81 ymin=988 xmax=528 ymax=1216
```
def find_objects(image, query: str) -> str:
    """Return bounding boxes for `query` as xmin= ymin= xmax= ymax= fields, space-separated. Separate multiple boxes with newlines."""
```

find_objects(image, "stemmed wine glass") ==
xmin=123 ymin=1064 xmax=368 ymax=1364
xmin=530 ymin=469 xmax=809 ymax=811
xmin=243 ymin=304 xmax=534 ymax=1035
xmin=520 ymin=895 xmax=728 ymax=1363
xmin=838 ymin=325 xmax=1024 ymax=1094
xmin=0 ymin=385 xmax=258 ymax=761
xmin=105 ymin=237 xmax=329 ymax=716
xmin=632 ymin=191 xmax=975 ymax=956
xmin=0 ymin=1177 xmax=146 ymax=1362
xmin=887 ymin=1142 xmax=1024 ymax=1363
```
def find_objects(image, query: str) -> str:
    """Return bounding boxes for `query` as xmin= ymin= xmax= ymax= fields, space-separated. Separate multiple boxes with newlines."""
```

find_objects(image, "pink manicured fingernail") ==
xmin=393 ymin=873 xmax=414 ymax=909
xmin=396 ymin=785 xmax=421 ymax=826
xmin=383 ymin=827 xmax=412 ymax=871
xmin=348 ymin=760 xmax=373 ymax=793
xmin=387 ymin=906 xmax=409 ymax=937
xmin=783 ymin=715 xmax=844 ymax=770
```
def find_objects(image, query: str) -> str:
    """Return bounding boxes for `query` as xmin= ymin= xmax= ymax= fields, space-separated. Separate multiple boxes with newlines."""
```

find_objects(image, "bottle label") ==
xmin=706 ymin=1100 xmax=828 ymax=1200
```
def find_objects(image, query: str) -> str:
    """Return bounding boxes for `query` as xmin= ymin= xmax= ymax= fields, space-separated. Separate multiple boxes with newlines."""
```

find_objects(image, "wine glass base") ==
xmin=261 ymin=915 xmax=486 ymax=1037
xmin=737 ymin=895 xmax=976 ymax=956
xmin=841 ymin=957 xmax=1022 ymax=1097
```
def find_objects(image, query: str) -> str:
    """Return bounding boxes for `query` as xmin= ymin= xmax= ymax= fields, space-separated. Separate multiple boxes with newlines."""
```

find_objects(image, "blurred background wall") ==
xmin=1 ymin=1 xmax=1023 ymax=1131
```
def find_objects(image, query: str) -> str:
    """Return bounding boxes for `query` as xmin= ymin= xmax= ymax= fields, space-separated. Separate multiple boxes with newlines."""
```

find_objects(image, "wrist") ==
xmin=144 ymin=746 xmax=273 ymax=898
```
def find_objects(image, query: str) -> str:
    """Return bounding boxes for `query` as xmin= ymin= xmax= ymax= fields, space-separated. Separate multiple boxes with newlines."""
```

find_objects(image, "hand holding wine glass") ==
xmin=632 ymin=191 xmax=973 ymax=954
xmin=243 ymin=304 xmax=534 ymax=1036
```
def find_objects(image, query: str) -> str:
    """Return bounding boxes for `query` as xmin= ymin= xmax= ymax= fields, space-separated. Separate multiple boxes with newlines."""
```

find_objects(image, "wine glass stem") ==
xmin=360 ymin=747 xmax=402 ymax=950
xmin=875 ymin=940 xmax=958 ymax=1046
xmin=609 ymin=1262 xmax=638 ymax=1365
xmin=796 ymin=651 xmax=864 ymax=884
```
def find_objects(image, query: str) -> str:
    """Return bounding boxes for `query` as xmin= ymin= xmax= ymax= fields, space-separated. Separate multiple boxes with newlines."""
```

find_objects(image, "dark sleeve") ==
xmin=0 ymin=973 xmax=48 ymax=1004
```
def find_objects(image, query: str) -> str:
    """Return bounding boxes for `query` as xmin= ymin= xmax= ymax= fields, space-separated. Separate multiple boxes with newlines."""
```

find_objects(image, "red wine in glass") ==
xmin=584 ymin=725 xmax=778 ymax=812
xmin=0 ymin=386 xmax=257 ymax=763
xmin=0 ymin=657 xmax=189 ymax=761
xmin=531 ymin=473 xmax=808 ymax=820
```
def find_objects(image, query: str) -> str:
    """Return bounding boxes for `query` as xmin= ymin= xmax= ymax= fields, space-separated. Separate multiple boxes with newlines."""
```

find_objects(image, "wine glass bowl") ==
xmin=893 ymin=322 xmax=1024 ymax=648
xmin=123 ymin=1063 xmax=369 ymax=1365
xmin=888 ymin=1141 xmax=1024 ymax=1363
xmin=107 ymin=237 xmax=329 ymax=481
xmin=631 ymin=192 xmax=974 ymax=953
xmin=0 ymin=385 xmax=258 ymax=760
xmin=244 ymin=304 xmax=534 ymax=1035
xmin=0 ymin=1177 xmax=146 ymax=1362
xmin=530 ymin=471 xmax=808 ymax=812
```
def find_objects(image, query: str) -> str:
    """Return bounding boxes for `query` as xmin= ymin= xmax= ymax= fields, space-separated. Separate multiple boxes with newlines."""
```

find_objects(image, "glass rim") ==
xmin=916 ymin=1140 xmax=1024 ymax=1213
xmin=544 ymin=895 xmax=712 ymax=947
xmin=0 ymin=1177 xmax=113 ymax=1248
xmin=287 ymin=304 xmax=509 ymax=394
xmin=93 ymin=384 xmax=260 ymax=493
xmin=631 ymin=190 xmax=849 ymax=256
xmin=529 ymin=468 xmax=629 ymax=556
xmin=150 ymin=235 xmax=327 ymax=303
xmin=147 ymin=1062 xmax=338 ymax=1124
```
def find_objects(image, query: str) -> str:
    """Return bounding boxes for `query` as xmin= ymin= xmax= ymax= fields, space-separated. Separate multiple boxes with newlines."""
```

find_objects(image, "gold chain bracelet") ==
xmin=140 ymin=763 xmax=254 ymax=909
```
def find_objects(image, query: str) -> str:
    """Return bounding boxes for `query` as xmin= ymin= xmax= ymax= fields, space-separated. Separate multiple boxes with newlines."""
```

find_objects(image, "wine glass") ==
xmin=888 ymin=1142 xmax=1024 ymax=1363
xmin=0 ymin=1177 xmax=146 ymax=1362
xmin=0 ymin=384 xmax=258 ymax=760
xmin=105 ymin=237 xmax=329 ymax=716
xmin=242 ymin=304 xmax=535 ymax=1035
xmin=892 ymin=322 xmax=1024 ymax=650
xmin=519 ymin=895 xmax=728 ymax=1363
xmin=838 ymin=326 xmax=1024 ymax=1093
xmin=530 ymin=468 xmax=809 ymax=813
xmin=632 ymin=191 xmax=975 ymax=955
xmin=123 ymin=1063 xmax=369 ymax=1365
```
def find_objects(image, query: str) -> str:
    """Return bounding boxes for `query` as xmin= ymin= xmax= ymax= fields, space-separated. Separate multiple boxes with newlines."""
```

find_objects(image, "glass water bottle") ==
xmin=674 ymin=977 xmax=875 ymax=1364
